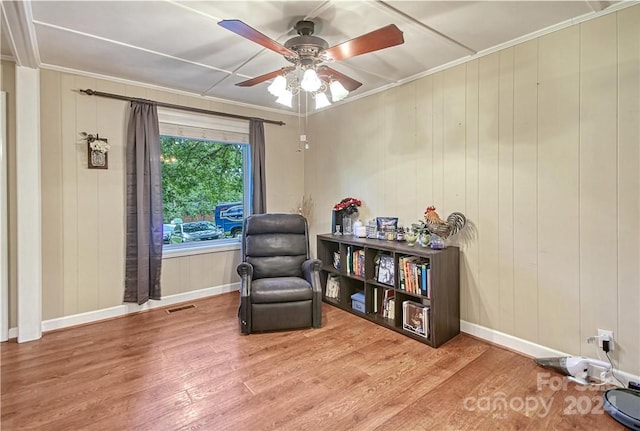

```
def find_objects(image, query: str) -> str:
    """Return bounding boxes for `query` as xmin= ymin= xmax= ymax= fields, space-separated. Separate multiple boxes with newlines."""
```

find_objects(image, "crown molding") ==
xmin=1 ymin=0 xmax=40 ymax=67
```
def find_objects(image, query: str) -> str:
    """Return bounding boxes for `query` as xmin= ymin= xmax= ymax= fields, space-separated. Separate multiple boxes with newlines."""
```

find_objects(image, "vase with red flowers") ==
xmin=332 ymin=197 xmax=362 ymax=235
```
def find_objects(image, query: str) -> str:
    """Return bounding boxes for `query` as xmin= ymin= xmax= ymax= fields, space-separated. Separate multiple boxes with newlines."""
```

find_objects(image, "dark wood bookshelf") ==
xmin=317 ymin=233 xmax=460 ymax=348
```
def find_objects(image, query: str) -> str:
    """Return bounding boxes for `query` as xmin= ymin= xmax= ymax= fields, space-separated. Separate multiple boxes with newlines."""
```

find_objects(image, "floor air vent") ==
xmin=166 ymin=304 xmax=196 ymax=314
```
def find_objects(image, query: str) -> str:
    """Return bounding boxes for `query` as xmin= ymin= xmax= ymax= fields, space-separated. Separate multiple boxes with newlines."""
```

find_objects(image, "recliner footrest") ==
xmin=251 ymin=301 xmax=312 ymax=332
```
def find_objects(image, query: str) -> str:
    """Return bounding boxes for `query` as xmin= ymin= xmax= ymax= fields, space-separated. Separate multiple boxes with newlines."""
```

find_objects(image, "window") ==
xmin=158 ymin=109 xmax=250 ymax=252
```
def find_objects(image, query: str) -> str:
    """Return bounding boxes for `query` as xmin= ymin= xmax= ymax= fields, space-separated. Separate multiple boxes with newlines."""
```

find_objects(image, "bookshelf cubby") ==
xmin=317 ymin=233 xmax=460 ymax=348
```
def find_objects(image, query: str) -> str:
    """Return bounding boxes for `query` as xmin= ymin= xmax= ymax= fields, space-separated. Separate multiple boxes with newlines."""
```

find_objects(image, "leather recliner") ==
xmin=237 ymin=213 xmax=322 ymax=333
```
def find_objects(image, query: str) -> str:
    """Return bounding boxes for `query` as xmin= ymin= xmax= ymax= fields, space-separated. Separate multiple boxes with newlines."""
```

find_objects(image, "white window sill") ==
xmin=162 ymin=239 xmax=241 ymax=259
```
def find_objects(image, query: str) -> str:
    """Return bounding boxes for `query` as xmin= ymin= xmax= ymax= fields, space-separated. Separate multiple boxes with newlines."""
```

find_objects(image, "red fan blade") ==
xmin=218 ymin=20 xmax=297 ymax=58
xmin=317 ymin=66 xmax=362 ymax=92
xmin=323 ymin=24 xmax=404 ymax=61
xmin=235 ymin=67 xmax=294 ymax=87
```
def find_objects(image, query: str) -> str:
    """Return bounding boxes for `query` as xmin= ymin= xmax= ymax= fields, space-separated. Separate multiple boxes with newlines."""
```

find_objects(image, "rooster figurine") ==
xmin=424 ymin=206 xmax=466 ymax=239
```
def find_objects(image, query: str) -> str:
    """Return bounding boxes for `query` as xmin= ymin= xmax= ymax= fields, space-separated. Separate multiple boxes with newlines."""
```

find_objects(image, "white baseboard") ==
xmin=7 ymin=283 xmax=238 ymax=338
xmin=460 ymin=320 xmax=570 ymax=358
xmin=461 ymin=320 xmax=640 ymax=387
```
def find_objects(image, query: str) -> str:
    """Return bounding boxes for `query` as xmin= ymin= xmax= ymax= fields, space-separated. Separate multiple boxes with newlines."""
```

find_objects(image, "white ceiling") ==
xmin=0 ymin=1 xmax=625 ymax=114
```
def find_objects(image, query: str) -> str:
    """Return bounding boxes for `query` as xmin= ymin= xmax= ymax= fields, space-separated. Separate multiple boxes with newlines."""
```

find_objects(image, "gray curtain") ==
xmin=249 ymin=119 xmax=266 ymax=214
xmin=124 ymin=101 xmax=163 ymax=304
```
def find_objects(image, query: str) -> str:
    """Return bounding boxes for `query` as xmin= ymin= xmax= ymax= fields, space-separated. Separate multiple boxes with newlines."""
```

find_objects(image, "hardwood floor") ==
xmin=1 ymin=292 xmax=624 ymax=430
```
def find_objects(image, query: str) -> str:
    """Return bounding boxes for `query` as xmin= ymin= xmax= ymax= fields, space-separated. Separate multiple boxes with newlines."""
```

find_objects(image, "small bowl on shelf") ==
xmin=404 ymin=232 xmax=418 ymax=246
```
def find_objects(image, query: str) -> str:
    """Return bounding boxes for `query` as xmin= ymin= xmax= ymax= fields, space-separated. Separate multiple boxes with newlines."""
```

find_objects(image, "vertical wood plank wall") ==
xmin=579 ymin=13 xmax=619 ymax=359
xmin=36 ymin=70 xmax=300 ymax=319
xmin=537 ymin=25 xmax=582 ymax=356
xmin=306 ymin=6 xmax=640 ymax=375
xmin=617 ymin=4 xmax=640 ymax=380
xmin=512 ymin=40 xmax=538 ymax=344
xmin=0 ymin=62 xmax=17 ymax=328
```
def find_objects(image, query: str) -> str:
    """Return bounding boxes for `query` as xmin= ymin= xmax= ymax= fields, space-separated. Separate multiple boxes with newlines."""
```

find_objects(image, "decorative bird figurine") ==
xmin=424 ymin=206 xmax=466 ymax=239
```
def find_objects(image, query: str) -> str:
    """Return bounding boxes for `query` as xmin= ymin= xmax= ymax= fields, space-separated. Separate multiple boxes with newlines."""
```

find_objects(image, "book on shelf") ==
xmin=349 ymin=248 xmax=365 ymax=277
xmin=422 ymin=263 xmax=431 ymax=298
xmin=398 ymin=256 xmax=411 ymax=293
xmin=325 ymin=274 xmax=340 ymax=300
xmin=373 ymin=286 xmax=379 ymax=313
xmin=357 ymin=249 xmax=365 ymax=277
xmin=402 ymin=301 xmax=430 ymax=338
xmin=382 ymin=288 xmax=395 ymax=320
xmin=398 ymin=256 xmax=412 ymax=293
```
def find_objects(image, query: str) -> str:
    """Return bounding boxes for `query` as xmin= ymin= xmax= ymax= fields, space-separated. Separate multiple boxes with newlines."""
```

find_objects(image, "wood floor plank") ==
xmin=1 ymin=292 xmax=625 ymax=430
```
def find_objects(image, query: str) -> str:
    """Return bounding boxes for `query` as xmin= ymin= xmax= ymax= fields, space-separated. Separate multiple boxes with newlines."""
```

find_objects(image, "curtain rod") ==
xmin=78 ymin=89 xmax=286 ymax=126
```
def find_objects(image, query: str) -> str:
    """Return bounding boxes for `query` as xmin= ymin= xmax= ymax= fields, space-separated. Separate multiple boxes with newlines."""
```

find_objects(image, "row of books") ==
xmin=325 ymin=274 xmax=340 ymax=300
xmin=398 ymin=256 xmax=431 ymax=298
xmin=345 ymin=246 xmax=366 ymax=277
xmin=382 ymin=289 xmax=395 ymax=320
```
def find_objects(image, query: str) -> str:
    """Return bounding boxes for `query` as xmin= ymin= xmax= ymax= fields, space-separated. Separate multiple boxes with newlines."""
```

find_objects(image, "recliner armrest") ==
xmin=237 ymin=262 xmax=254 ymax=297
xmin=237 ymin=262 xmax=254 ymax=278
xmin=302 ymin=258 xmax=322 ymax=292
xmin=303 ymin=258 xmax=323 ymax=328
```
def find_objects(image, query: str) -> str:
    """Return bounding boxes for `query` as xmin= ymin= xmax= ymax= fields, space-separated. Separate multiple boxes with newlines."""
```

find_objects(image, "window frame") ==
xmin=158 ymin=108 xmax=251 ymax=257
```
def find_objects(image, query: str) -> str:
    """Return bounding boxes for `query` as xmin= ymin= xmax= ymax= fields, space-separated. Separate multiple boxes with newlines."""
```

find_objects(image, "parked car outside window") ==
xmin=163 ymin=224 xmax=175 ymax=244
xmin=171 ymin=221 xmax=224 ymax=243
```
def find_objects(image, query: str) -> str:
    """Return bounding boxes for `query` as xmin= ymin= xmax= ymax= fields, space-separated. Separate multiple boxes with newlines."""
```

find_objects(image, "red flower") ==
xmin=333 ymin=197 xmax=362 ymax=213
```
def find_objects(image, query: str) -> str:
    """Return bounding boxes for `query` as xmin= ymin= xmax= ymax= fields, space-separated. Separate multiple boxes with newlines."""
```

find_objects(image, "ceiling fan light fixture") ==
xmin=220 ymin=19 xmax=403 ymax=111
xmin=314 ymin=92 xmax=331 ymax=109
xmin=268 ymin=75 xmax=287 ymax=96
xmin=276 ymin=89 xmax=293 ymax=108
xmin=301 ymin=68 xmax=322 ymax=92
xmin=329 ymin=80 xmax=349 ymax=102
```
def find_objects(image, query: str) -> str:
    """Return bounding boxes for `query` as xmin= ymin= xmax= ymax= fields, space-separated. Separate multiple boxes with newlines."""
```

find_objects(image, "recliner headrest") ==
xmin=244 ymin=213 xmax=306 ymax=235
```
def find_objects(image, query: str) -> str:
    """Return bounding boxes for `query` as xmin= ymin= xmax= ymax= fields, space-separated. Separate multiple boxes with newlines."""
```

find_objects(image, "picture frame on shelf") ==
xmin=376 ymin=253 xmax=395 ymax=286
xmin=402 ymin=301 xmax=430 ymax=338
xmin=331 ymin=210 xmax=340 ymax=235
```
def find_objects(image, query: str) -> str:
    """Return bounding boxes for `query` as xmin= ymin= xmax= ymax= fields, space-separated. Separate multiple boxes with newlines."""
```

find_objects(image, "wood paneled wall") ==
xmin=305 ymin=6 xmax=640 ymax=375
xmin=1 ymin=61 xmax=17 ymax=328
xmin=37 ymin=70 xmax=300 ymax=320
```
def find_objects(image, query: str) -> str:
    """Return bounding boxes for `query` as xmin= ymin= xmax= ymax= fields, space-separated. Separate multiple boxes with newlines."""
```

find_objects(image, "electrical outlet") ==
xmin=598 ymin=329 xmax=614 ymax=351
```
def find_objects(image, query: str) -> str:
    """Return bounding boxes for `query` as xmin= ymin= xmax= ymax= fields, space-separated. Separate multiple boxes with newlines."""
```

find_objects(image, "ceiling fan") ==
xmin=218 ymin=19 xmax=404 ymax=108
